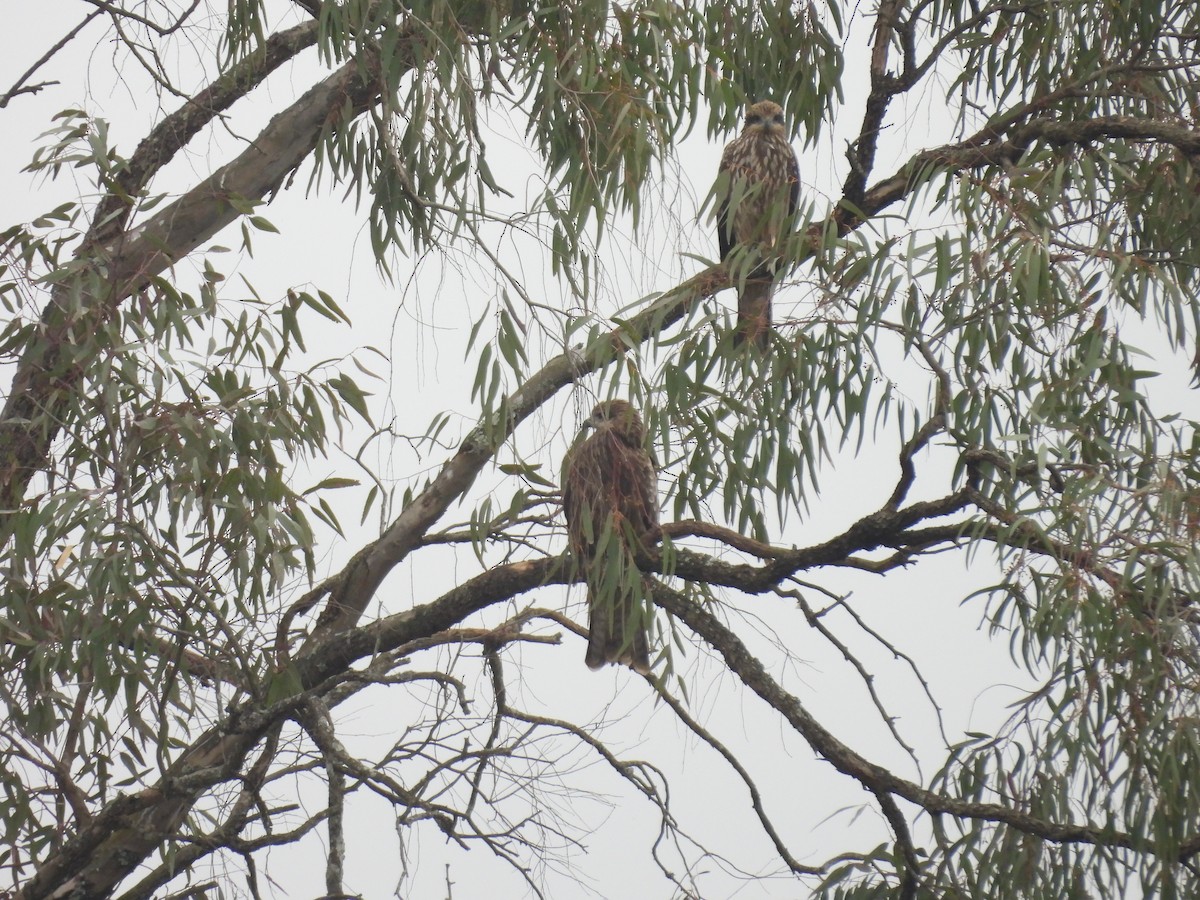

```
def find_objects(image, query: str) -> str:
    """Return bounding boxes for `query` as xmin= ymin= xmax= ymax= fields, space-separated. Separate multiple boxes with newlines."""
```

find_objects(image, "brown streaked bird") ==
xmin=717 ymin=99 xmax=801 ymax=349
xmin=562 ymin=400 xmax=658 ymax=674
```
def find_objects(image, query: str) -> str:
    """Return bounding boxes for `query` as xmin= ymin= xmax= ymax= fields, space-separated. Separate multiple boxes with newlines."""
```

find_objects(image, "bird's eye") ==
xmin=746 ymin=115 xmax=761 ymax=125
xmin=773 ymin=114 xmax=784 ymax=124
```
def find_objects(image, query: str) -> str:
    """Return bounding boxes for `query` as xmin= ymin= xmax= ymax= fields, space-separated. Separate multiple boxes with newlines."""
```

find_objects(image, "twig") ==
xmin=652 ymin=682 xmax=823 ymax=875
xmin=779 ymin=585 xmax=922 ymax=769
xmin=0 ymin=10 xmax=103 ymax=108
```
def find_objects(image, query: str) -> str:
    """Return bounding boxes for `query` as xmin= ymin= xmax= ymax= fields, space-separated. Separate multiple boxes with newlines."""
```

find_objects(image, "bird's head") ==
xmin=584 ymin=399 xmax=645 ymax=441
xmin=743 ymin=100 xmax=786 ymax=137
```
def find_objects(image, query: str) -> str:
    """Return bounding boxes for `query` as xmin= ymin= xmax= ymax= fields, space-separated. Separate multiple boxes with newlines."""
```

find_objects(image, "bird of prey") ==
xmin=562 ymin=400 xmax=658 ymax=674
xmin=716 ymin=99 xmax=801 ymax=348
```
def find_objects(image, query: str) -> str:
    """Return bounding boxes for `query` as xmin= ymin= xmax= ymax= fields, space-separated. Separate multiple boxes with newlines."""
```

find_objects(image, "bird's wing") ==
xmin=717 ymin=142 xmax=738 ymax=260
xmin=561 ymin=438 xmax=597 ymax=566
xmin=615 ymin=435 xmax=659 ymax=551
xmin=787 ymin=146 xmax=800 ymax=225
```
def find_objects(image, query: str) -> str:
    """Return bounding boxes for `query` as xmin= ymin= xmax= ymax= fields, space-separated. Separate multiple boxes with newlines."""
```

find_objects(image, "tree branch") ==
xmin=650 ymin=579 xmax=1197 ymax=859
xmin=0 ymin=10 xmax=104 ymax=109
xmin=652 ymin=684 xmax=823 ymax=876
xmin=16 ymin=439 xmax=1152 ymax=897
xmin=0 ymin=34 xmax=376 ymax=523
xmin=842 ymin=0 xmax=905 ymax=205
xmin=85 ymin=19 xmax=321 ymax=249
xmin=112 ymin=728 xmax=282 ymax=900
xmin=834 ymin=114 xmax=1200 ymax=238
xmin=304 ymin=265 xmax=728 ymax=641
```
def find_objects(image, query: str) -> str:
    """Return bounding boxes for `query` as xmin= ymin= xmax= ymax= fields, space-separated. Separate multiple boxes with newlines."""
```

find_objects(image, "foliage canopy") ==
xmin=2 ymin=0 xmax=1199 ymax=897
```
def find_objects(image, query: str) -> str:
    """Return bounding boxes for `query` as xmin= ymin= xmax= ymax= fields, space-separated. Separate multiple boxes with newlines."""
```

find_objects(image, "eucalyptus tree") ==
xmin=2 ymin=1 xmax=1199 ymax=898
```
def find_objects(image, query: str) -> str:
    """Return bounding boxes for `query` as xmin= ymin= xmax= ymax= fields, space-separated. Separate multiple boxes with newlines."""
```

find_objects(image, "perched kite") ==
xmin=562 ymin=400 xmax=658 ymax=674
xmin=717 ymin=99 xmax=801 ymax=349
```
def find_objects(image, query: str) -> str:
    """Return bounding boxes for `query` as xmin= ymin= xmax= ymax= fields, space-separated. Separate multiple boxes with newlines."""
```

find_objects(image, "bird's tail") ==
xmin=734 ymin=276 xmax=774 ymax=350
xmin=586 ymin=581 xmax=652 ymax=675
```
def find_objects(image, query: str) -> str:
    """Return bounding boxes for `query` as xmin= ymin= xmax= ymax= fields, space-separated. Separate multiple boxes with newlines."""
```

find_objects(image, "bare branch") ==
xmin=113 ymin=729 xmax=283 ymax=900
xmin=85 ymin=18 xmax=321 ymax=248
xmin=650 ymin=580 xmax=1200 ymax=860
xmin=79 ymin=0 xmax=202 ymax=37
xmin=652 ymin=684 xmax=823 ymax=876
xmin=870 ymin=787 xmax=919 ymax=899
xmin=842 ymin=0 xmax=905 ymax=205
xmin=295 ymin=701 xmax=346 ymax=900
xmin=661 ymin=519 xmax=789 ymax=558
xmin=781 ymin=585 xmax=922 ymax=768
xmin=0 ymin=10 xmax=103 ymax=109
